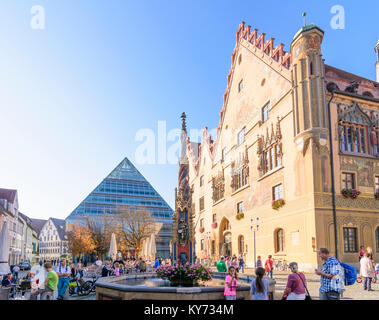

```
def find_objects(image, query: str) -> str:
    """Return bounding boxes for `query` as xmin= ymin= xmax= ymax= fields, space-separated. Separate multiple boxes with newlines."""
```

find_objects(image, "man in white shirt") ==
xmin=13 ymin=265 xmax=20 ymax=279
xmin=55 ymin=259 xmax=70 ymax=300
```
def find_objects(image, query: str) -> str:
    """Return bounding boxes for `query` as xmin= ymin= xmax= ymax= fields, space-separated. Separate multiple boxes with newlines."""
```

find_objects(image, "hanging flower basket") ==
xmin=272 ymin=199 xmax=285 ymax=210
xmin=199 ymin=227 xmax=205 ymax=233
xmin=341 ymin=188 xmax=361 ymax=199
xmin=211 ymin=222 xmax=218 ymax=229
xmin=374 ymin=192 xmax=379 ymax=200
xmin=236 ymin=213 xmax=244 ymax=220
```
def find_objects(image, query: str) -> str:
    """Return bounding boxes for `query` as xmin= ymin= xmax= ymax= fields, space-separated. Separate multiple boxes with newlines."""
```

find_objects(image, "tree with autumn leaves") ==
xmin=67 ymin=208 xmax=157 ymax=259
xmin=67 ymin=224 xmax=96 ymax=261
xmin=115 ymin=206 xmax=156 ymax=257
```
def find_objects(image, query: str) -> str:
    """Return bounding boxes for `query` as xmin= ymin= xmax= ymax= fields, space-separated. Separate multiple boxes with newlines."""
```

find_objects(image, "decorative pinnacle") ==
xmin=302 ymin=12 xmax=307 ymax=27
xmin=181 ymin=112 xmax=187 ymax=133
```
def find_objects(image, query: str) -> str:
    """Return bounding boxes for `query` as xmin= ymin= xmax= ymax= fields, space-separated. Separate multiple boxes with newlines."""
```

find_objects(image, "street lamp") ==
xmin=250 ymin=217 xmax=259 ymax=268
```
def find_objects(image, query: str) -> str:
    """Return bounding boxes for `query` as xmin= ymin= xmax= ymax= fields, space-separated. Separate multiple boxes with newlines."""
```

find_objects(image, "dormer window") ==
xmin=200 ymin=175 xmax=204 ymax=187
xmin=238 ymin=79 xmax=244 ymax=93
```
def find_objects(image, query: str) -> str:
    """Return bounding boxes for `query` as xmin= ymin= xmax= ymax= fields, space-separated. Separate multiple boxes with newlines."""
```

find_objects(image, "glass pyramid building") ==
xmin=66 ymin=157 xmax=173 ymax=258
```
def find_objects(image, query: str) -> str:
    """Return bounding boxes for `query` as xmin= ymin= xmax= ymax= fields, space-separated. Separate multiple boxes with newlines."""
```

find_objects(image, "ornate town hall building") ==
xmin=185 ymin=22 xmax=379 ymax=270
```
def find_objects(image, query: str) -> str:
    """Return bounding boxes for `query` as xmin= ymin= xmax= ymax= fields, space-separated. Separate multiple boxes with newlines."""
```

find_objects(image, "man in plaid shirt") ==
xmin=315 ymin=248 xmax=345 ymax=300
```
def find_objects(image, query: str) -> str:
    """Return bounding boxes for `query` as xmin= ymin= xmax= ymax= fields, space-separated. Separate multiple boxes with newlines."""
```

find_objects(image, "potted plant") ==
xmin=211 ymin=222 xmax=218 ymax=229
xmin=272 ymin=199 xmax=285 ymax=210
xmin=199 ymin=227 xmax=205 ymax=233
xmin=341 ymin=188 xmax=361 ymax=199
xmin=236 ymin=213 xmax=244 ymax=220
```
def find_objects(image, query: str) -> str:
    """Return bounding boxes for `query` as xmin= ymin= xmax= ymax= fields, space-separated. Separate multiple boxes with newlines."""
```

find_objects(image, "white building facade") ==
xmin=38 ymin=218 xmax=69 ymax=264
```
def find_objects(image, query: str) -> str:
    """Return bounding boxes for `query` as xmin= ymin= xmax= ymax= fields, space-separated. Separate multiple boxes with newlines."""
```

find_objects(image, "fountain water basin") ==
xmin=96 ymin=272 xmax=276 ymax=300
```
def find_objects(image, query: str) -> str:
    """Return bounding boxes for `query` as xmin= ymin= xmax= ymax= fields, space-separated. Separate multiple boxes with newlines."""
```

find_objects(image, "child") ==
xmin=31 ymin=262 xmax=58 ymax=300
xmin=250 ymin=267 xmax=270 ymax=300
xmin=30 ymin=272 xmax=38 ymax=296
xmin=114 ymin=262 xmax=120 ymax=276
xmin=224 ymin=266 xmax=240 ymax=300
xmin=256 ymin=256 xmax=262 ymax=268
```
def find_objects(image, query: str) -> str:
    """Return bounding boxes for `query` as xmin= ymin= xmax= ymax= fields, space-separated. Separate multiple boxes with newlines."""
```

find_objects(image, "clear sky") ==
xmin=0 ymin=0 xmax=378 ymax=220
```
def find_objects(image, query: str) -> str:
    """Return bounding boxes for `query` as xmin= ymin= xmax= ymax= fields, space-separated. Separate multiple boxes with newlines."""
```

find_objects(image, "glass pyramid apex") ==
xmin=66 ymin=157 xmax=173 ymax=220
xmin=107 ymin=157 xmax=147 ymax=182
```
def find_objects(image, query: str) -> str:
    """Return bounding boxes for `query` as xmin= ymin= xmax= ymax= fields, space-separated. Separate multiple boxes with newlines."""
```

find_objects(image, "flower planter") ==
xmin=211 ymin=222 xmax=218 ymax=229
xmin=341 ymin=188 xmax=361 ymax=199
xmin=199 ymin=227 xmax=205 ymax=233
xmin=155 ymin=264 xmax=213 ymax=286
xmin=272 ymin=199 xmax=285 ymax=210
xmin=236 ymin=213 xmax=244 ymax=220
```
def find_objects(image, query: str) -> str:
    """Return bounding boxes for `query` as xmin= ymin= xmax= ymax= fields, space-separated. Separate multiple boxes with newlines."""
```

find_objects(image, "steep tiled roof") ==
xmin=325 ymin=64 xmax=379 ymax=86
xmin=50 ymin=218 xmax=67 ymax=240
xmin=31 ymin=218 xmax=47 ymax=236
xmin=0 ymin=188 xmax=17 ymax=203
xmin=18 ymin=212 xmax=33 ymax=227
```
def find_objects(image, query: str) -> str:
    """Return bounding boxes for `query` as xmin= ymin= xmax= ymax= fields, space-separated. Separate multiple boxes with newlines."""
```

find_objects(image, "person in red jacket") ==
xmin=265 ymin=255 xmax=273 ymax=279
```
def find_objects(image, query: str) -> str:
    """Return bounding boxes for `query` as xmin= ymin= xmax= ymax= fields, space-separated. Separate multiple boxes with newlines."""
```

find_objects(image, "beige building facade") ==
xmin=186 ymin=22 xmax=379 ymax=271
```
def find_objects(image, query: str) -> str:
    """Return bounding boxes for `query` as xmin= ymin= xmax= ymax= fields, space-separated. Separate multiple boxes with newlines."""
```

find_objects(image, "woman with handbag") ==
xmin=282 ymin=262 xmax=311 ymax=300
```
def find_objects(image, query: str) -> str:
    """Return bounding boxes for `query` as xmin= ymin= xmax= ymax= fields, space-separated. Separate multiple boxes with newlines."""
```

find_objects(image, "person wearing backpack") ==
xmin=315 ymin=248 xmax=344 ymax=300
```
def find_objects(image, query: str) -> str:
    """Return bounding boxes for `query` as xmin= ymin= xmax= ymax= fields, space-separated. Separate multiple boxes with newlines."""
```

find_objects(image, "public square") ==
xmin=1 ymin=1 xmax=379 ymax=302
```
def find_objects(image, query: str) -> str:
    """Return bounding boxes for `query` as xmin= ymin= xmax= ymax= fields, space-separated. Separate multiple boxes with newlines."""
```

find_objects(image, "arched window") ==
xmin=376 ymin=227 xmax=379 ymax=253
xmin=275 ymin=229 xmax=284 ymax=253
xmin=238 ymin=235 xmax=245 ymax=254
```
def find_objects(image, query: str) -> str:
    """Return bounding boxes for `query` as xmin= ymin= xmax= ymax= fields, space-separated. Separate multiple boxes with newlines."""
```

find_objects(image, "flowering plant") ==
xmin=341 ymin=188 xmax=361 ymax=199
xmin=236 ymin=213 xmax=244 ymax=220
xmin=199 ymin=227 xmax=205 ymax=233
xmin=272 ymin=199 xmax=285 ymax=210
xmin=156 ymin=264 xmax=213 ymax=283
xmin=211 ymin=222 xmax=218 ymax=229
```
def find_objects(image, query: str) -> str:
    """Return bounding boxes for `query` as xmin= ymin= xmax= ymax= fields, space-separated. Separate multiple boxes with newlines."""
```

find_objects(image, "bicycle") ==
xmin=81 ymin=274 xmax=100 ymax=295
xmin=274 ymin=259 xmax=289 ymax=271
xmin=68 ymin=276 xmax=87 ymax=296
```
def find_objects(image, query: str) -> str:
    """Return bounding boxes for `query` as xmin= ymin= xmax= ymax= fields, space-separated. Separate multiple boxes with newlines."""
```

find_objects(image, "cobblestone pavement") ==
xmin=17 ymin=267 xmax=379 ymax=300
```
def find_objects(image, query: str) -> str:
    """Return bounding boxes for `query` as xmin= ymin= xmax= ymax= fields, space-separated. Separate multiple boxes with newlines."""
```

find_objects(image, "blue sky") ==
xmin=0 ymin=0 xmax=378 ymax=220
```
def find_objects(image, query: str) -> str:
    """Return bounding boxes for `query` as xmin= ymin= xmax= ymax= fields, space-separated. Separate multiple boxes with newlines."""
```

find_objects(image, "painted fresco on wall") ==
xmin=340 ymin=157 xmax=378 ymax=187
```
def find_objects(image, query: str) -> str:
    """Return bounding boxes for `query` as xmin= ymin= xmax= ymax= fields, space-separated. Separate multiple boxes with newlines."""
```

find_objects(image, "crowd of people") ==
xmin=220 ymin=246 xmax=379 ymax=301
xmin=99 ymin=257 xmax=172 ymax=278
xmin=2 ymin=245 xmax=379 ymax=301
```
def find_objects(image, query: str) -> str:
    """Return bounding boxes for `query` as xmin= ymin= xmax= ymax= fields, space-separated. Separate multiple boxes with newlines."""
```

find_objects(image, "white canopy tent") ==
xmin=109 ymin=233 xmax=118 ymax=261
xmin=149 ymin=233 xmax=156 ymax=260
